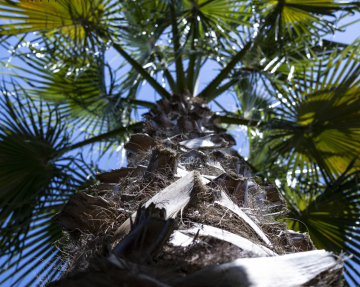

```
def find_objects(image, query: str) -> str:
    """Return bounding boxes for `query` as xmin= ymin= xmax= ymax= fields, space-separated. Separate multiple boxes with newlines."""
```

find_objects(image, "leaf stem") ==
xmin=216 ymin=115 xmax=264 ymax=128
xmin=198 ymin=41 xmax=253 ymax=101
xmin=97 ymin=31 xmax=170 ymax=99
xmin=170 ymin=0 xmax=187 ymax=94
xmin=186 ymin=6 xmax=199 ymax=95
xmin=59 ymin=122 xmax=144 ymax=154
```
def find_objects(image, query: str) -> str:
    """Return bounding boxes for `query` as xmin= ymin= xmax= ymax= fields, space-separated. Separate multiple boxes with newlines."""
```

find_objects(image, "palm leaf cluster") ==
xmin=0 ymin=0 xmax=360 ymax=285
xmin=0 ymin=89 xmax=96 ymax=285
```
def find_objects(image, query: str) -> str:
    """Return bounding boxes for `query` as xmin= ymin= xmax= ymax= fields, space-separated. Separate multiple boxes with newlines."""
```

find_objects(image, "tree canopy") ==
xmin=0 ymin=0 xmax=360 ymax=285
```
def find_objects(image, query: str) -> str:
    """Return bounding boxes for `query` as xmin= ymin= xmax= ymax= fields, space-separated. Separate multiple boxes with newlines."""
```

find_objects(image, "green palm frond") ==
xmin=181 ymin=0 xmax=251 ymax=38
xmin=252 ymin=38 xmax=349 ymax=82
xmin=0 ymin=0 xmax=173 ymax=97
xmin=285 ymin=163 xmax=360 ymax=285
xmin=0 ymin=0 xmax=122 ymax=51
xmin=2 ymin=45 xmax=134 ymax=136
xmin=0 ymin=88 xmax=96 ymax=286
xmin=114 ymin=27 xmax=175 ymax=98
xmin=1 ymin=206 xmax=65 ymax=287
xmin=122 ymin=0 xmax=168 ymax=31
xmin=232 ymin=73 xmax=272 ymax=119
xmin=118 ymin=0 xmax=170 ymax=53
xmin=255 ymin=0 xmax=360 ymax=42
xmin=196 ymin=1 xmax=356 ymax=102
xmin=190 ymin=36 xmax=349 ymax=101
xmin=179 ymin=0 xmax=252 ymax=92
xmin=264 ymin=41 xmax=360 ymax=181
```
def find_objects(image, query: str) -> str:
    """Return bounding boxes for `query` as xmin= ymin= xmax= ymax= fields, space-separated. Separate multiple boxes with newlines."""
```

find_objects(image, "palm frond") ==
xmin=182 ymin=0 xmax=251 ymax=31
xmin=1 ymin=207 xmax=65 ymax=287
xmin=232 ymin=73 xmax=272 ymax=119
xmin=255 ymin=0 xmax=360 ymax=42
xmin=252 ymin=38 xmax=349 ymax=83
xmin=0 ymin=0 xmax=122 ymax=53
xmin=264 ymin=40 xmax=360 ymax=181
xmin=180 ymin=0 xmax=252 ymax=92
xmin=285 ymin=164 xmax=360 ymax=284
xmin=0 ymin=88 xmax=96 ymax=286
xmin=2 ymin=45 xmax=134 ymax=136
xmin=180 ymin=0 xmax=251 ymax=51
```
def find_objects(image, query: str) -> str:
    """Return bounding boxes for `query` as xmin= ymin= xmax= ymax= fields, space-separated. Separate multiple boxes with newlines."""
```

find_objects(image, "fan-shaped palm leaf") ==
xmin=0 ymin=0 xmax=122 ymax=51
xmin=255 ymin=0 xmax=360 ymax=42
xmin=232 ymin=73 xmax=272 ymax=118
xmin=2 ymin=205 xmax=67 ymax=286
xmin=179 ymin=0 xmax=251 ymax=92
xmin=285 ymin=162 xmax=360 ymax=285
xmin=111 ymin=10 xmax=176 ymax=98
xmin=2 ymin=44 xmax=135 ymax=135
xmin=264 ymin=41 xmax=360 ymax=182
xmin=0 ymin=88 xmax=96 ymax=286
xmin=250 ymin=38 xmax=349 ymax=83
xmin=180 ymin=0 xmax=251 ymax=44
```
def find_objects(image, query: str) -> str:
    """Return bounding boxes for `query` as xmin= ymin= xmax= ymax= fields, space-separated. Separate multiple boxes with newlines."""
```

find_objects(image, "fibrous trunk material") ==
xmin=49 ymin=95 xmax=343 ymax=286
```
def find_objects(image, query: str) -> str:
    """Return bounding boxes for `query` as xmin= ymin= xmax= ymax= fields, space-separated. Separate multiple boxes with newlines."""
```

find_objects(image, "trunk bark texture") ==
xmin=49 ymin=95 xmax=343 ymax=286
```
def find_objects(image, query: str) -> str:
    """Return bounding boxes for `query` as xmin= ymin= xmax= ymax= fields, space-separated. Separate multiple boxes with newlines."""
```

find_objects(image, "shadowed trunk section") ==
xmin=113 ymin=203 xmax=176 ymax=264
xmin=48 ymin=95 xmax=343 ymax=286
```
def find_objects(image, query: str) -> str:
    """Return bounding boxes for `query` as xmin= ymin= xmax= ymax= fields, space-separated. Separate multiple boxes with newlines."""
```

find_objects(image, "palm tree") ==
xmin=0 ymin=0 xmax=359 ymax=285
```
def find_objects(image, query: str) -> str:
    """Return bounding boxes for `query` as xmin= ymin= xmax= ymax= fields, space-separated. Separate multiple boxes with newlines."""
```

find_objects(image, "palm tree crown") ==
xmin=0 ymin=0 xmax=360 ymax=285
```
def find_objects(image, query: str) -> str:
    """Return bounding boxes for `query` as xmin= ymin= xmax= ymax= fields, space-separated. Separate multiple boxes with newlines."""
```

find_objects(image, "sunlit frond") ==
xmin=0 ymin=0 xmax=123 ymax=55
xmin=181 ymin=0 xmax=251 ymax=36
xmin=255 ymin=0 xmax=360 ymax=42
xmin=265 ymin=41 xmax=360 ymax=181
xmin=252 ymin=38 xmax=349 ymax=83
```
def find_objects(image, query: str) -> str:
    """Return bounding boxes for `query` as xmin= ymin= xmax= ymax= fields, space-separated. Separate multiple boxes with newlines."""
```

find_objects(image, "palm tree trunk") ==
xmin=48 ymin=95 xmax=343 ymax=287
